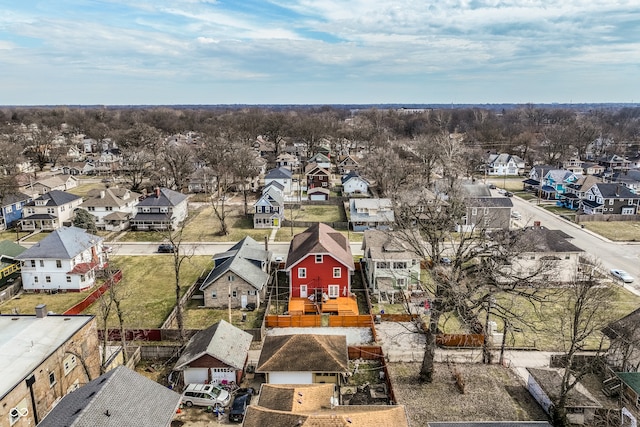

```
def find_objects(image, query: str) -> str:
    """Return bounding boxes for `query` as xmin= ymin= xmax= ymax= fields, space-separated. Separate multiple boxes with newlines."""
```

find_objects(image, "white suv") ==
xmin=181 ymin=384 xmax=231 ymax=408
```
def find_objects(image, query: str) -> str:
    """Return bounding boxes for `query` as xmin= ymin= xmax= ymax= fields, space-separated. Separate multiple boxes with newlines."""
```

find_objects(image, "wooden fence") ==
xmin=63 ymin=270 xmax=123 ymax=315
xmin=576 ymin=213 xmax=640 ymax=223
xmin=265 ymin=314 xmax=373 ymax=328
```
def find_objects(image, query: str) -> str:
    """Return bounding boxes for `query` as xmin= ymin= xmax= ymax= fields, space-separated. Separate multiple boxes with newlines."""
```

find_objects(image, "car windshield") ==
xmin=209 ymin=387 xmax=221 ymax=398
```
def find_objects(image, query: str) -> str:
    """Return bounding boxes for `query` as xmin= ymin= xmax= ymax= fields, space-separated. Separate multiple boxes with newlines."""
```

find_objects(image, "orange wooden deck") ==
xmin=288 ymin=296 xmax=359 ymax=316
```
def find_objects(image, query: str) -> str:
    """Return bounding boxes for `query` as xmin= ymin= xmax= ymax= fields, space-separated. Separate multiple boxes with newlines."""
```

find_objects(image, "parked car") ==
xmin=511 ymin=211 xmax=522 ymax=220
xmin=181 ymin=384 xmax=231 ymax=408
xmin=158 ymin=243 xmax=176 ymax=253
xmin=103 ymin=245 xmax=113 ymax=253
xmin=489 ymin=184 xmax=497 ymax=189
xmin=228 ymin=390 xmax=253 ymax=423
xmin=440 ymin=257 xmax=452 ymax=265
xmin=611 ymin=269 xmax=634 ymax=283
xmin=504 ymin=191 xmax=514 ymax=197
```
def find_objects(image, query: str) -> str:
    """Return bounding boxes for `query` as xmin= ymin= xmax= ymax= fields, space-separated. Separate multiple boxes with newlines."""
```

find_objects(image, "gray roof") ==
xmin=174 ymin=320 xmax=253 ymax=371
xmin=545 ymin=170 xmax=576 ymax=183
xmin=265 ymin=167 xmax=293 ymax=179
xmin=16 ymin=226 xmax=102 ymax=260
xmin=362 ymin=230 xmax=416 ymax=261
xmin=137 ymin=188 xmax=187 ymax=207
xmin=81 ymin=187 xmax=141 ymax=208
xmin=26 ymin=190 xmax=81 ymax=207
xmin=462 ymin=183 xmax=492 ymax=197
xmin=38 ymin=365 xmax=181 ymax=427
xmin=349 ymin=198 xmax=395 ymax=223
xmin=0 ymin=192 xmax=32 ymax=207
xmin=467 ymin=197 xmax=513 ymax=208
xmin=201 ymin=236 xmax=270 ymax=291
xmin=516 ymin=227 xmax=582 ymax=253
xmin=594 ymin=183 xmax=640 ymax=199
xmin=341 ymin=171 xmax=369 ymax=185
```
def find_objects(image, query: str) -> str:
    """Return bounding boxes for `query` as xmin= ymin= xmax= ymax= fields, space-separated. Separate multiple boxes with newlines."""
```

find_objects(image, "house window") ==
xmin=34 ymin=276 xmax=39 ymax=283
xmin=49 ymin=371 xmax=56 ymax=387
xmin=629 ymin=200 xmax=635 ymax=205
xmin=106 ymin=206 xmax=113 ymax=211
xmin=46 ymin=276 xmax=51 ymax=283
xmin=248 ymin=290 xmax=257 ymax=296
xmin=394 ymin=262 xmax=407 ymax=269
xmin=333 ymin=268 xmax=341 ymax=278
xmin=39 ymin=260 xmax=44 ymax=267
xmin=315 ymin=254 xmax=323 ymax=263
xmin=484 ymin=208 xmax=489 ymax=215
xmin=211 ymin=291 xmax=217 ymax=299
xmin=298 ymin=268 xmax=307 ymax=278
xmin=328 ymin=285 xmax=339 ymax=298
xmin=5 ymin=206 xmax=11 ymax=213
xmin=397 ymin=278 xmax=406 ymax=287
xmin=31 ymin=260 xmax=36 ymax=267
xmin=88 ymin=206 xmax=95 ymax=211
xmin=80 ymin=275 xmax=85 ymax=282
xmin=228 ymin=274 xmax=235 ymax=282
xmin=56 ymin=260 xmax=62 ymax=268
xmin=471 ymin=208 xmax=477 ymax=215
xmin=63 ymin=354 xmax=77 ymax=375
xmin=47 ymin=208 xmax=55 ymax=214
xmin=377 ymin=261 xmax=390 ymax=269
xmin=232 ymin=291 xmax=237 ymax=298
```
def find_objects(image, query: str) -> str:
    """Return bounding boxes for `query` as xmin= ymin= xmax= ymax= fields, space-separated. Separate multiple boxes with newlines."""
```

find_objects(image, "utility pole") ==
xmin=228 ymin=283 xmax=232 ymax=324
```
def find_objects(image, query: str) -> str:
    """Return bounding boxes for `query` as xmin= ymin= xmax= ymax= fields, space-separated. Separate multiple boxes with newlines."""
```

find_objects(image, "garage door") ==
xmin=269 ymin=372 xmax=313 ymax=384
xmin=184 ymin=368 xmax=209 ymax=384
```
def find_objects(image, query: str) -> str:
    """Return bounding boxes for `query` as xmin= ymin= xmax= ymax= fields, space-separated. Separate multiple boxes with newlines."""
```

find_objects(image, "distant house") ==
xmin=130 ymin=187 xmax=188 ymax=231
xmin=243 ymin=383 xmax=410 ymax=427
xmin=486 ymin=153 xmax=525 ymax=176
xmin=187 ymin=166 xmax=216 ymax=194
xmin=307 ymin=152 xmax=331 ymax=169
xmin=199 ymin=236 xmax=271 ymax=308
xmin=341 ymin=171 xmax=370 ymax=196
xmin=38 ymin=366 xmax=181 ymax=427
xmin=561 ymin=175 xmax=601 ymax=210
xmin=562 ymin=157 xmax=584 ymax=175
xmin=264 ymin=167 xmax=293 ymax=196
xmin=304 ymin=163 xmax=331 ymax=192
xmin=256 ymin=334 xmax=349 ymax=385
xmin=24 ymin=175 xmax=78 ymax=196
xmin=458 ymin=183 xmax=512 ymax=232
xmin=542 ymin=170 xmax=578 ymax=200
xmin=337 ymin=154 xmax=360 ymax=175
xmin=527 ymin=368 xmax=601 ymax=425
xmin=173 ymin=320 xmax=253 ymax=385
xmin=600 ymin=154 xmax=630 ymax=173
xmin=16 ymin=226 xmax=107 ymax=292
xmin=581 ymin=162 xmax=605 ymax=176
xmin=0 ymin=310 xmax=101 ymax=427
xmin=349 ymin=198 xmax=395 ymax=231
xmin=275 ymin=153 xmax=301 ymax=172
xmin=253 ymin=182 xmax=285 ymax=229
xmin=580 ymin=183 xmax=640 ymax=215
xmin=361 ymin=230 xmax=421 ymax=292
xmin=20 ymin=190 xmax=83 ymax=231
xmin=0 ymin=191 xmax=32 ymax=230
xmin=285 ymin=223 xmax=357 ymax=315
xmin=79 ymin=187 xmax=141 ymax=231
xmin=606 ymin=170 xmax=640 ymax=193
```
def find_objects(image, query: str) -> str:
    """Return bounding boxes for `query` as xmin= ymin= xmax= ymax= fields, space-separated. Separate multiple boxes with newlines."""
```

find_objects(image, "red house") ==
xmin=285 ymin=223 xmax=357 ymax=315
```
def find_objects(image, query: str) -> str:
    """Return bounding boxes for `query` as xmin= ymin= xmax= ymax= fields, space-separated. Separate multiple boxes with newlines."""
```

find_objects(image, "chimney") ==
xmin=615 ymin=185 xmax=620 ymax=197
xmin=100 ymin=190 xmax=105 ymax=199
xmin=35 ymin=304 xmax=47 ymax=318
xmin=155 ymin=187 xmax=161 ymax=198
xmin=264 ymin=235 xmax=269 ymax=252
xmin=533 ymin=221 xmax=541 ymax=229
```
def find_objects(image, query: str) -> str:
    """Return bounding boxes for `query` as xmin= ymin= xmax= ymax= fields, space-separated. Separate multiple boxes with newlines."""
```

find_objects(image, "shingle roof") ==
xmin=341 ymin=171 xmax=368 ymax=185
xmin=137 ymin=188 xmax=187 ymax=207
xmin=594 ymin=183 xmax=640 ymax=199
xmin=26 ymin=190 xmax=81 ymax=207
xmin=81 ymin=187 xmax=141 ymax=208
xmin=527 ymin=368 xmax=601 ymax=408
xmin=467 ymin=197 xmax=513 ymax=208
xmin=0 ymin=240 xmax=27 ymax=259
xmin=16 ymin=226 xmax=102 ymax=260
xmin=265 ymin=167 xmax=293 ymax=179
xmin=0 ymin=192 xmax=31 ymax=207
xmin=362 ymin=230 xmax=416 ymax=261
xmin=256 ymin=334 xmax=348 ymax=373
xmin=37 ymin=365 xmax=181 ymax=427
xmin=173 ymin=320 xmax=253 ymax=371
xmin=516 ymin=227 xmax=582 ymax=253
xmin=244 ymin=384 xmax=409 ymax=427
xmin=285 ymin=223 xmax=354 ymax=271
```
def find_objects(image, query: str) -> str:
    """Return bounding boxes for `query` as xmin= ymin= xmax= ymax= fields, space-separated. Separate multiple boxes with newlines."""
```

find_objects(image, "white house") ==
xmin=16 ymin=226 xmax=107 ymax=292
xmin=341 ymin=171 xmax=370 ymax=195
xmin=79 ymin=187 xmax=141 ymax=231
xmin=130 ymin=188 xmax=188 ymax=231
xmin=264 ymin=167 xmax=293 ymax=196
xmin=486 ymin=153 xmax=525 ymax=176
xmin=20 ymin=190 xmax=83 ymax=231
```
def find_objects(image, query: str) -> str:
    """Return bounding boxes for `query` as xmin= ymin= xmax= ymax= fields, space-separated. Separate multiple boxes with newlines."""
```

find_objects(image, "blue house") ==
xmin=0 ymin=192 xmax=32 ymax=230
xmin=543 ymin=170 xmax=578 ymax=201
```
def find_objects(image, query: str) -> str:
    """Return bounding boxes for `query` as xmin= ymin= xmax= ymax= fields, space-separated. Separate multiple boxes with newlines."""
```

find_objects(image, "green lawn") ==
xmin=68 ymin=181 xmax=106 ymax=198
xmin=0 ymin=290 xmax=88 ymax=315
xmin=182 ymin=300 xmax=265 ymax=329
xmin=582 ymin=221 xmax=640 ymax=242
xmin=180 ymin=205 xmax=271 ymax=243
xmin=0 ymin=230 xmax=31 ymax=242
xmin=82 ymin=255 xmax=213 ymax=328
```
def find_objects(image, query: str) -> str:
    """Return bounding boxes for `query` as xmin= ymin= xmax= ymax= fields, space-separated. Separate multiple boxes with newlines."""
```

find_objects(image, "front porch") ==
xmin=288 ymin=296 xmax=359 ymax=316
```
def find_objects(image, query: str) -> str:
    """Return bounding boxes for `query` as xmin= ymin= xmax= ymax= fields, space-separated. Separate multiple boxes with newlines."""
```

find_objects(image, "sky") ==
xmin=0 ymin=0 xmax=639 ymax=105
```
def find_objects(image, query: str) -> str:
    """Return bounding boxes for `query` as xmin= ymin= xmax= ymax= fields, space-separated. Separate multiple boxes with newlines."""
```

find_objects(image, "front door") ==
xmin=328 ymin=285 xmax=339 ymax=298
xmin=241 ymin=295 xmax=248 ymax=309
xmin=300 ymin=285 xmax=307 ymax=298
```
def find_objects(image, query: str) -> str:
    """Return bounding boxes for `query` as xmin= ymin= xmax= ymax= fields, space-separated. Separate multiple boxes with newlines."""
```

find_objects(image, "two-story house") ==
xmin=560 ymin=175 xmax=601 ymax=210
xmin=24 ymin=175 xmax=78 ymax=197
xmin=130 ymin=187 xmax=188 ymax=231
xmin=253 ymin=182 xmax=285 ymax=229
xmin=264 ymin=167 xmax=293 ymax=196
xmin=16 ymin=226 xmax=107 ymax=292
xmin=600 ymin=154 xmax=631 ymax=173
xmin=341 ymin=171 xmax=370 ymax=196
xmin=0 ymin=192 xmax=32 ymax=230
xmin=349 ymin=198 xmax=395 ymax=232
xmin=78 ymin=187 xmax=141 ymax=231
xmin=20 ymin=190 xmax=83 ymax=231
xmin=542 ymin=170 xmax=578 ymax=200
xmin=307 ymin=152 xmax=331 ymax=169
xmin=361 ymin=230 xmax=420 ymax=292
xmin=336 ymin=154 xmax=360 ymax=175
xmin=580 ymin=183 xmax=640 ymax=215
xmin=285 ymin=223 xmax=357 ymax=315
xmin=199 ymin=236 xmax=271 ymax=308
xmin=606 ymin=170 xmax=640 ymax=194
xmin=304 ymin=163 xmax=331 ymax=191
xmin=457 ymin=183 xmax=513 ymax=232
xmin=275 ymin=153 xmax=301 ymax=173
xmin=486 ymin=153 xmax=526 ymax=176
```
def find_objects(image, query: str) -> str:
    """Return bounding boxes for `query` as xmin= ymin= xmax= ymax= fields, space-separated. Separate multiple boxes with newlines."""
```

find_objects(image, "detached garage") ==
xmin=172 ymin=320 xmax=252 ymax=386
xmin=308 ymin=187 xmax=330 ymax=201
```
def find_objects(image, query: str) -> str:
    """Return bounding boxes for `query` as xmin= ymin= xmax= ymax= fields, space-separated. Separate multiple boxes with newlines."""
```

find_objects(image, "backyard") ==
xmin=582 ymin=221 xmax=640 ymax=242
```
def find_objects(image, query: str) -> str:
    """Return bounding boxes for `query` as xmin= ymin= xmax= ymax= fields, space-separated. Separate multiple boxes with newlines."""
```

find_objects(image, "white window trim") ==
xmin=298 ymin=268 xmax=307 ymax=278
xmin=333 ymin=267 xmax=341 ymax=278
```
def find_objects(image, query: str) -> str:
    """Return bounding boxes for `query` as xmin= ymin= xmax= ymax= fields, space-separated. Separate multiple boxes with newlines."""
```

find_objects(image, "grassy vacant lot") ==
xmin=68 ymin=181 xmax=109 ymax=198
xmin=389 ymin=362 xmax=548 ymax=424
xmin=0 ymin=290 xmax=88 ymax=315
xmin=487 ymin=177 xmax=525 ymax=192
xmin=275 ymin=225 xmax=362 ymax=243
xmin=0 ymin=230 xmax=32 ymax=242
xmin=180 ymin=205 xmax=271 ymax=243
xmin=82 ymin=255 xmax=213 ymax=329
xmin=286 ymin=205 xmax=345 ymax=222
xmin=583 ymin=221 xmax=640 ymax=241
xmin=181 ymin=299 xmax=265 ymax=330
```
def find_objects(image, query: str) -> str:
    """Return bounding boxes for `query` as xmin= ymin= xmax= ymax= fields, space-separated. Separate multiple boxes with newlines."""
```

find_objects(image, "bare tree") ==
xmin=161 ymin=143 xmax=195 ymax=191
